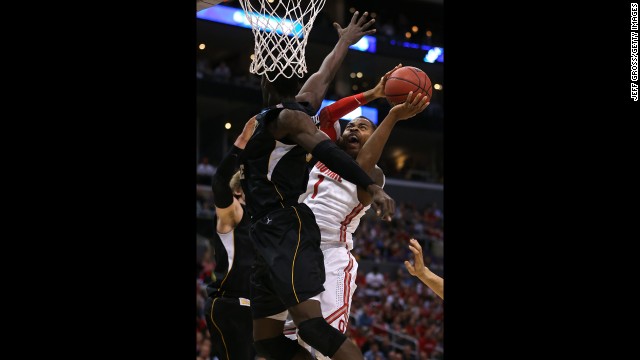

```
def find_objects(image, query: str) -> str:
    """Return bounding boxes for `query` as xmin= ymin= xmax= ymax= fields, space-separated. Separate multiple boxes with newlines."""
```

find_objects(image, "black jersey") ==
xmin=239 ymin=101 xmax=316 ymax=219
xmin=206 ymin=204 xmax=254 ymax=299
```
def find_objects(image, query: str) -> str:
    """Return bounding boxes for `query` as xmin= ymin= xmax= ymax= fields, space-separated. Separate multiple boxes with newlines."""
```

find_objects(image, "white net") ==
xmin=237 ymin=0 xmax=327 ymax=82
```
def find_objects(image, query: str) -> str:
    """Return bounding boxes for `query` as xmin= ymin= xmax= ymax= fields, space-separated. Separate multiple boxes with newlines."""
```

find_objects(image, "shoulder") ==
xmin=278 ymin=108 xmax=316 ymax=127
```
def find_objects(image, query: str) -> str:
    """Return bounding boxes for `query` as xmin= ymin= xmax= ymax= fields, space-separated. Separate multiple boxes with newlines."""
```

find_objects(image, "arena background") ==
xmin=196 ymin=1 xmax=444 ymax=359
xmin=18 ymin=1 xmax=632 ymax=359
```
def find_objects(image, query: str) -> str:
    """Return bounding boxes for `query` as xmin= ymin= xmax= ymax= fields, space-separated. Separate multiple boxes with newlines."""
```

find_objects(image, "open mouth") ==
xmin=348 ymin=135 xmax=359 ymax=144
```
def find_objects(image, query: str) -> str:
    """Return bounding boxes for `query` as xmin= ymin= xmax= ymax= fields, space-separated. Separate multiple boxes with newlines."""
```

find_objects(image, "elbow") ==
xmin=211 ymin=174 xmax=226 ymax=195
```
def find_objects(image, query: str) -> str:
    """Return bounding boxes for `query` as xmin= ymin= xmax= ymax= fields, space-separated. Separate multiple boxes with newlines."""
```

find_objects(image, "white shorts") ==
xmin=284 ymin=245 xmax=358 ymax=337
xmin=319 ymin=245 xmax=358 ymax=333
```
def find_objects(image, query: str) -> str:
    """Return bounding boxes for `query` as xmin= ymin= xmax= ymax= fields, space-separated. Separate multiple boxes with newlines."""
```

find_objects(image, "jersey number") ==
xmin=311 ymin=175 xmax=325 ymax=199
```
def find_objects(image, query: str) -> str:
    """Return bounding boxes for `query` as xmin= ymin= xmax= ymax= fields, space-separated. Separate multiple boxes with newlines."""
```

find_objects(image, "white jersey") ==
xmin=300 ymin=161 xmax=384 ymax=250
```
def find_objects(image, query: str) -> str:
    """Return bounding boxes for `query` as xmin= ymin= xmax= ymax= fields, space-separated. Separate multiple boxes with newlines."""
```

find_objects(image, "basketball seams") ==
xmin=408 ymin=67 xmax=423 ymax=89
xmin=384 ymin=67 xmax=434 ymax=103
xmin=387 ymin=77 xmax=421 ymax=88
xmin=384 ymin=77 xmax=424 ymax=100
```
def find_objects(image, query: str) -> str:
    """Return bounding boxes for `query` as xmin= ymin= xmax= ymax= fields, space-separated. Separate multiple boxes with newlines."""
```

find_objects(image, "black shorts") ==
xmin=250 ymin=203 xmax=326 ymax=319
xmin=204 ymin=296 xmax=255 ymax=360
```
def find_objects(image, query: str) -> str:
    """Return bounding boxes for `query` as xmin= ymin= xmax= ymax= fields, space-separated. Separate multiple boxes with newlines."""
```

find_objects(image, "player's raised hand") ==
xmin=333 ymin=10 xmax=376 ymax=46
xmin=388 ymin=91 xmax=430 ymax=121
xmin=404 ymin=238 xmax=426 ymax=277
xmin=369 ymin=64 xmax=403 ymax=99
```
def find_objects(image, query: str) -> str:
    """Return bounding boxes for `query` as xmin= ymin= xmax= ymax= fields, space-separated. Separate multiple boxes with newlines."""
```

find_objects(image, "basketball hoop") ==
xmin=237 ymin=0 xmax=327 ymax=82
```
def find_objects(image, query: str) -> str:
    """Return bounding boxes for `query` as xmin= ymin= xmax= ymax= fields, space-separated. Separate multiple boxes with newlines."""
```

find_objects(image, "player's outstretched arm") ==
xmin=357 ymin=91 xmax=429 ymax=173
xmin=404 ymin=238 xmax=444 ymax=300
xmin=212 ymin=117 xmax=256 ymax=233
xmin=355 ymin=91 xmax=428 ymax=205
xmin=296 ymin=10 xmax=376 ymax=112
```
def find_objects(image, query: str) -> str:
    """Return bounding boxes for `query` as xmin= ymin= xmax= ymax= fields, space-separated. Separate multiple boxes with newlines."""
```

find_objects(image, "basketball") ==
xmin=384 ymin=66 xmax=433 ymax=105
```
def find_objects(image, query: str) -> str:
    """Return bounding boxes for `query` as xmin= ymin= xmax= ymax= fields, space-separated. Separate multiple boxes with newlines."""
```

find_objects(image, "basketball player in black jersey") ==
xmin=238 ymin=10 xmax=394 ymax=360
xmin=204 ymin=119 xmax=257 ymax=360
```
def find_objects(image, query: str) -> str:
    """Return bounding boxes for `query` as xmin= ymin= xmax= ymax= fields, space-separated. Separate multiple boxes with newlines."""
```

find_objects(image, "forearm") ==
xmin=418 ymin=268 xmax=444 ymax=300
xmin=318 ymin=93 xmax=367 ymax=141
xmin=298 ymin=41 xmax=351 ymax=109
xmin=212 ymin=146 xmax=241 ymax=208
xmin=283 ymin=110 xmax=375 ymax=191
xmin=233 ymin=116 xmax=256 ymax=149
xmin=233 ymin=135 xmax=249 ymax=150
xmin=311 ymin=139 xmax=375 ymax=190
xmin=316 ymin=40 xmax=351 ymax=86
xmin=356 ymin=114 xmax=400 ymax=172
xmin=321 ymin=93 xmax=368 ymax=122
xmin=362 ymin=87 xmax=381 ymax=103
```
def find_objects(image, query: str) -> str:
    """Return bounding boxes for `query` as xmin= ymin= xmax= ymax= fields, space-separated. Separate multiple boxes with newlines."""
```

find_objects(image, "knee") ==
xmin=297 ymin=317 xmax=347 ymax=358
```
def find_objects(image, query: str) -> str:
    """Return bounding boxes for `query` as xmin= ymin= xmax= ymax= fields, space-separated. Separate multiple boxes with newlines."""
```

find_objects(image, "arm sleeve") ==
xmin=311 ymin=139 xmax=374 ymax=189
xmin=211 ymin=145 xmax=242 ymax=208
xmin=317 ymin=93 xmax=367 ymax=141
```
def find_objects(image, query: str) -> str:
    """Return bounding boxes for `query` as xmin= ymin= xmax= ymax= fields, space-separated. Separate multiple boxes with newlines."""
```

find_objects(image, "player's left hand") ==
xmin=371 ymin=64 xmax=403 ymax=99
xmin=389 ymin=91 xmax=430 ymax=121
xmin=333 ymin=11 xmax=376 ymax=46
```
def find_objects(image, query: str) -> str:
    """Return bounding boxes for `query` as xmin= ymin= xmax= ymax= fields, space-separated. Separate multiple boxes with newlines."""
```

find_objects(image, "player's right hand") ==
xmin=367 ymin=184 xmax=395 ymax=221
xmin=404 ymin=238 xmax=426 ymax=277
xmin=371 ymin=64 xmax=403 ymax=99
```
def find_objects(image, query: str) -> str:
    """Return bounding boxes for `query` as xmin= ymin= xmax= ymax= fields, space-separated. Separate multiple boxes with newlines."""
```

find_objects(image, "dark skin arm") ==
xmin=269 ymin=109 xmax=395 ymax=220
xmin=296 ymin=10 xmax=376 ymax=112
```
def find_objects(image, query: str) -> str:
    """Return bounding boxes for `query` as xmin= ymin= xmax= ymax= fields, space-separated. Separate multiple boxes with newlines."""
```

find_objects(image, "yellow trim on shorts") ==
xmin=291 ymin=206 xmax=302 ymax=303
xmin=210 ymin=298 xmax=230 ymax=360
xmin=273 ymin=183 xmax=285 ymax=208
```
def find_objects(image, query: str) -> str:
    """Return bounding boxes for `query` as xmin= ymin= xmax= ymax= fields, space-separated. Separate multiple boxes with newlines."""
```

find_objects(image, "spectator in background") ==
xmin=378 ymin=334 xmax=393 ymax=356
xmin=364 ymin=342 xmax=387 ymax=360
xmin=197 ymin=57 xmax=213 ymax=79
xmin=197 ymin=156 xmax=217 ymax=185
xmin=356 ymin=304 xmax=374 ymax=328
xmin=198 ymin=245 xmax=214 ymax=283
xmin=197 ymin=339 xmax=213 ymax=360
xmin=197 ymin=156 xmax=216 ymax=176
xmin=365 ymin=265 xmax=385 ymax=300
xmin=213 ymin=61 xmax=232 ymax=81
xmin=401 ymin=344 xmax=416 ymax=360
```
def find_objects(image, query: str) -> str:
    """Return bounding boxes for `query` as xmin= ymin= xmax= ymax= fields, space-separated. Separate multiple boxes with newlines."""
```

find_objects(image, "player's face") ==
xmin=341 ymin=118 xmax=375 ymax=157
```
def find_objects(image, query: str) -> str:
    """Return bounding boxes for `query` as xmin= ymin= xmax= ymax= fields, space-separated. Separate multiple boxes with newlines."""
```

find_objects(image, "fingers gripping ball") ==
xmin=384 ymin=66 xmax=433 ymax=105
